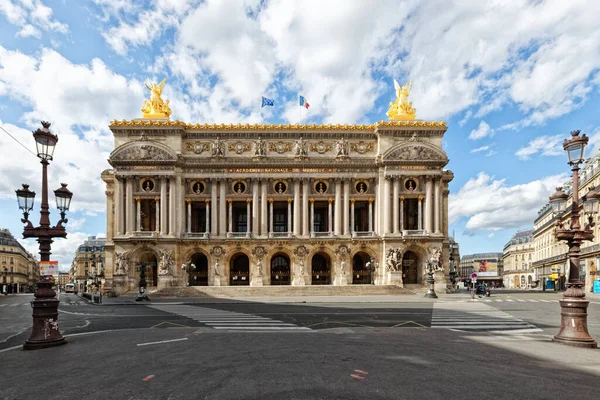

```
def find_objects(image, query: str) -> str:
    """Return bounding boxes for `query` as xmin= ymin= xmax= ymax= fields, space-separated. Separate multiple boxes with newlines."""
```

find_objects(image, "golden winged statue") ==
xmin=141 ymin=78 xmax=172 ymax=119
xmin=387 ymin=79 xmax=416 ymax=120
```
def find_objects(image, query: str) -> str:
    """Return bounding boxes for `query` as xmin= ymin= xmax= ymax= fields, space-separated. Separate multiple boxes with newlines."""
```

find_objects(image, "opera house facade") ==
xmin=101 ymin=80 xmax=454 ymax=295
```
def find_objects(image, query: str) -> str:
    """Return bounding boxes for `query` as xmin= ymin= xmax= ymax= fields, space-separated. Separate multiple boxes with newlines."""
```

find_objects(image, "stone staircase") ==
xmin=147 ymin=285 xmax=416 ymax=298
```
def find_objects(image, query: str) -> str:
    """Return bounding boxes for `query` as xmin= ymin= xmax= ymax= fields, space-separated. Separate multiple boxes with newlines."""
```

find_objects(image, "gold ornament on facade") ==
xmin=141 ymin=78 xmax=172 ymax=119
xmin=268 ymin=141 xmax=292 ymax=154
xmin=350 ymin=141 xmax=374 ymax=154
xmin=228 ymin=141 xmax=251 ymax=154
xmin=185 ymin=142 xmax=210 ymax=154
xmin=109 ymin=119 xmax=446 ymax=129
xmin=387 ymin=80 xmax=416 ymax=121
xmin=310 ymin=141 xmax=333 ymax=154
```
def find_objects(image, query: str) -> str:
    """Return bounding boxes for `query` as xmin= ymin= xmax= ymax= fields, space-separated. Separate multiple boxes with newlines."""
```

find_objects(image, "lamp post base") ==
xmin=23 ymin=281 xmax=67 ymax=350
xmin=553 ymin=297 xmax=597 ymax=348
xmin=424 ymin=272 xmax=438 ymax=298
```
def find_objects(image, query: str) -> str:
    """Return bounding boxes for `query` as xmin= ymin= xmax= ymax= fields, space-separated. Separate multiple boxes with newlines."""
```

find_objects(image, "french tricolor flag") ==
xmin=299 ymin=95 xmax=310 ymax=109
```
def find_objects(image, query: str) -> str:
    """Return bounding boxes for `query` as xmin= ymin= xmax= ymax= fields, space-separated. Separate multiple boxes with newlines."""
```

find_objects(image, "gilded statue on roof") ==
xmin=141 ymin=78 xmax=172 ymax=119
xmin=387 ymin=79 xmax=416 ymax=121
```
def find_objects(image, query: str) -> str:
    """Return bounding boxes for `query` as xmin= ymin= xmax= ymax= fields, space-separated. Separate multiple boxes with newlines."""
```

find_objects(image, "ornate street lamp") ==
xmin=551 ymin=130 xmax=597 ymax=348
xmin=135 ymin=263 xmax=151 ymax=302
xmin=182 ymin=261 xmax=196 ymax=286
xmin=15 ymin=121 xmax=74 ymax=350
xmin=424 ymin=251 xmax=443 ymax=298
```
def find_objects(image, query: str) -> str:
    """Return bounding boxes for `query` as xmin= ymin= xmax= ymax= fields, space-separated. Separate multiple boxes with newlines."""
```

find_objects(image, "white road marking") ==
xmin=137 ymin=338 xmax=188 ymax=346
xmin=431 ymin=302 xmax=542 ymax=334
xmin=149 ymin=304 xmax=312 ymax=332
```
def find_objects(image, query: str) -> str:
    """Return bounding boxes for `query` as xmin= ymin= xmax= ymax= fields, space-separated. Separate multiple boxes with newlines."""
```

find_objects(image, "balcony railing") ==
xmin=228 ymin=232 xmax=251 ymax=238
xmin=311 ymin=231 xmax=332 ymax=238
xmin=403 ymin=230 xmax=426 ymax=236
xmin=132 ymin=231 xmax=159 ymax=238
xmin=352 ymin=231 xmax=375 ymax=238
xmin=183 ymin=232 xmax=210 ymax=239
xmin=269 ymin=232 xmax=291 ymax=238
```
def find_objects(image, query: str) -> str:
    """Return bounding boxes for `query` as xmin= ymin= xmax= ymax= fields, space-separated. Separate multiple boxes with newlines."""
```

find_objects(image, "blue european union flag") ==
xmin=261 ymin=96 xmax=274 ymax=107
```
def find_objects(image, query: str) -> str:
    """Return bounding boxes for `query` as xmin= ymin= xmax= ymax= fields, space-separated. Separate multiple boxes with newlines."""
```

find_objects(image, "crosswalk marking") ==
xmin=431 ymin=302 xmax=542 ymax=334
xmin=149 ymin=304 xmax=312 ymax=332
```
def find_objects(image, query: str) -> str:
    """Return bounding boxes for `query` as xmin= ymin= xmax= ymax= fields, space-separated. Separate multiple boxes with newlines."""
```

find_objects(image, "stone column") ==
xmin=343 ymin=180 xmax=350 ymax=235
xmin=246 ymin=199 xmax=251 ymax=236
xmin=177 ymin=175 xmax=184 ymax=236
xmin=425 ymin=178 xmax=433 ymax=232
xmin=261 ymin=181 xmax=268 ymax=236
xmin=374 ymin=180 xmax=379 ymax=233
xmin=160 ymin=177 xmax=167 ymax=235
xmin=219 ymin=180 xmax=226 ymax=237
xmin=211 ymin=180 xmax=218 ymax=236
xmin=187 ymin=200 xmax=192 ymax=233
xmin=269 ymin=199 xmax=274 ymax=235
xmin=114 ymin=177 xmax=122 ymax=236
xmin=350 ymin=200 xmax=355 ymax=234
xmin=302 ymin=179 xmax=309 ymax=236
xmin=334 ymin=180 xmax=342 ymax=235
xmin=287 ymin=199 xmax=292 ymax=234
xmin=328 ymin=199 xmax=333 ymax=234
xmin=252 ymin=180 xmax=259 ymax=236
xmin=293 ymin=180 xmax=301 ymax=236
xmin=155 ymin=198 xmax=160 ymax=232
xmin=228 ymin=200 xmax=233 ymax=234
xmin=400 ymin=197 xmax=404 ymax=231
xmin=125 ymin=177 xmax=133 ymax=234
xmin=418 ymin=196 xmax=423 ymax=231
xmin=368 ymin=199 xmax=373 ymax=232
xmin=383 ymin=177 xmax=391 ymax=234
xmin=393 ymin=177 xmax=399 ymax=234
xmin=310 ymin=199 xmax=315 ymax=235
xmin=205 ymin=200 xmax=210 ymax=234
xmin=135 ymin=198 xmax=141 ymax=231
xmin=169 ymin=178 xmax=176 ymax=235
xmin=434 ymin=178 xmax=441 ymax=233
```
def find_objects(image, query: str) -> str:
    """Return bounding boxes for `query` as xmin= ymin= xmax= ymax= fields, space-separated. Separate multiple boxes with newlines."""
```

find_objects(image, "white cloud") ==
xmin=515 ymin=134 xmax=564 ymax=160
xmin=101 ymin=0 xmax=195 ymax=55
xmin=0 ymin=46 xmax=146 ymax=212
xmin=469 ymin=121 xmax=494 ymax=140
xmin=449 ymin=172 xmax=567 ymax=233
xmin=0 ymin=0 xmax=68 ymax=36
xmin=386 ymin=0 xmax=600 ymax=124
xmin=471 ymin=145 xmax=490 ymax=153
xmin=68 ymin=218 xmax=86 ymax=231
xmin=19 ymin=231 xmax=90 ymax=272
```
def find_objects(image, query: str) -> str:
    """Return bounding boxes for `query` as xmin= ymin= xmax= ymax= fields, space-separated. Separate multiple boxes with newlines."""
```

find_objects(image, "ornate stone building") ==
xmin=502 ymin=229 xmax=534 ymax=289
xmin=69 ymin=236 xmax=106 ymax=293
xmin=0 ymin=228 xmax=39 ymax=293
xmin=101 ymin=80 xmax=454 ymax=295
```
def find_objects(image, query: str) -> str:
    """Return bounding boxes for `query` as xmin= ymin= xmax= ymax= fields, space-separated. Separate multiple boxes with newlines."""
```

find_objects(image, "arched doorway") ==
xmin=138 ymin=252 xmax=158 ymax=287
xmin=230 ymin=253 xmax=249 ymax=286
xmin=352 ymin=252 xmax=371 ymax=284
xmin=520 ymin=275 xmax=526 ymax=287
xmin=189 ymin=253 xmax=208 ymax=286
xmin=270 ymin=254 xmax=291 ymax=285
xmin=513 ymin=275 xmax=519 ymax=288
xmin=311 ymin=253 xmax=331 ymax=285
xmin=527 ymin=275 xmax=532 ymax=287
xmin=401 ymin=251 xmax=419 ymax=284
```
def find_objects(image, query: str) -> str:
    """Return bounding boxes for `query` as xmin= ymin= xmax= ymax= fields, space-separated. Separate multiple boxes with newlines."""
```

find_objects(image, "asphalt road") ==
xmin=1 ymin=291 xmax=600 ymax=399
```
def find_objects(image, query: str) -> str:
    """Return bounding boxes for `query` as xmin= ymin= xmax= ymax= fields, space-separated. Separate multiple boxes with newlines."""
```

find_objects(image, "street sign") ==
xmin=471 ymin=273 xmax=477 ymax=279
xmin=39 ymin=261 xmax=58 ymax=277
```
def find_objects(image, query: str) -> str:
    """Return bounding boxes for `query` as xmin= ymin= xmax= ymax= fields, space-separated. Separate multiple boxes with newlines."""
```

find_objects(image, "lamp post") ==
xmin=549 ymin=130 xmax=598 ymax=348
xmin=2 ymin=267 xmax=7 ymax=295
xmin=181 ymin=261 xmax=196 ymax=286
xmin=15 ymin=121 xmax=73 ymax=350
xmin=424 ymin=252 xmax=443 ymax=298
xmin=135 ymin=263 xmax=151 ymax=302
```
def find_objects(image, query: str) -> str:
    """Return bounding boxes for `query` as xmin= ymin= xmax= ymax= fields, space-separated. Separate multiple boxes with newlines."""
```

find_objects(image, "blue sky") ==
xmin=1 ymin=0 xmax=600 ymax=270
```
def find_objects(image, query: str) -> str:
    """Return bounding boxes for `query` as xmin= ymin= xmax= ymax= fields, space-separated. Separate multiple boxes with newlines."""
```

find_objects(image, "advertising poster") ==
xmin=471 ymin=259 xmax=498 ymax=277
xmin=39 ymin=261 xmax=59 ymax=277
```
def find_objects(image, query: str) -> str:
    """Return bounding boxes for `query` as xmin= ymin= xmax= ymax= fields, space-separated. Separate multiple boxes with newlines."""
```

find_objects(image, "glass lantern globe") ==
xmin=33 ymin=122 xmax=59 ymax=161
